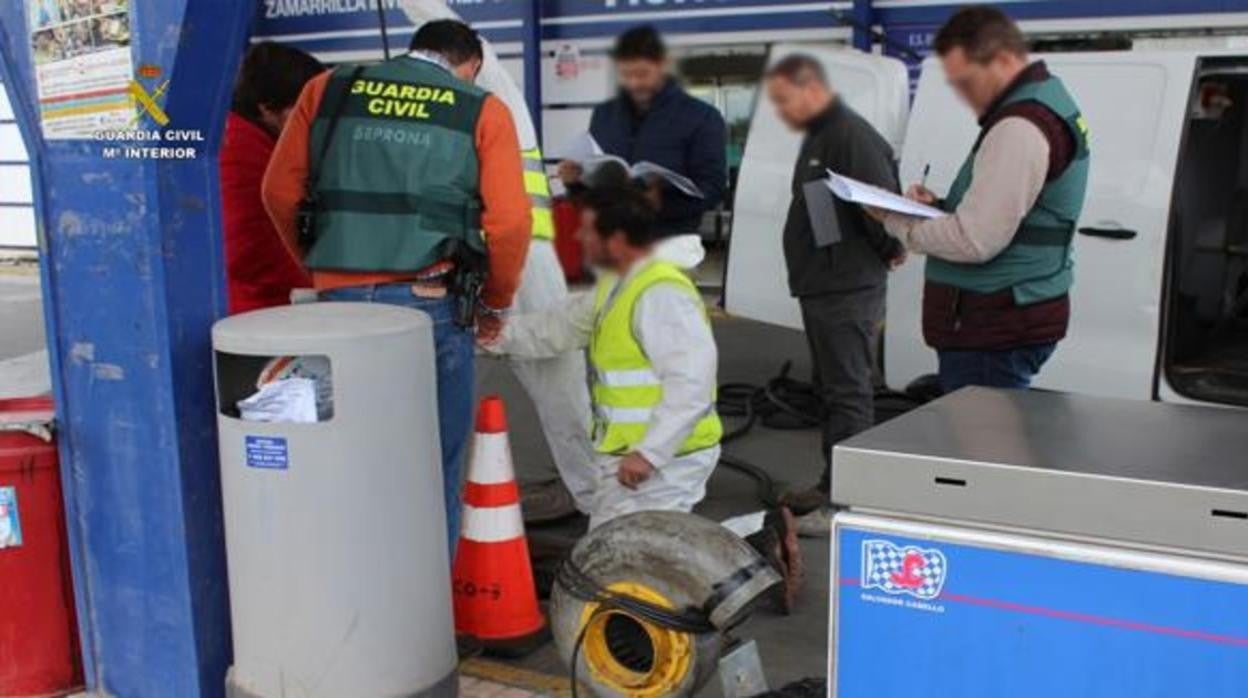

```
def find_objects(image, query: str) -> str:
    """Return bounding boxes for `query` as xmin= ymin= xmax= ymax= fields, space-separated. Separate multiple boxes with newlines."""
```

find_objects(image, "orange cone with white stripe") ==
xmin=452 ymin=396 xmax=547 ymax=654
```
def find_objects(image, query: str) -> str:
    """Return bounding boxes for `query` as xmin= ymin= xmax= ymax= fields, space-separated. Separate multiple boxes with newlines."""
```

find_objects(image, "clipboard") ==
xmin=803 ymin=179 xmax=844 ymax=248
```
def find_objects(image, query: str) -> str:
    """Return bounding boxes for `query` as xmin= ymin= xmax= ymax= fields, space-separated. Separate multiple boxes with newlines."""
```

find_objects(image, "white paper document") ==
xmin=581 ymin=156 xmax=704 ymax=198
xmin=627 ymin=160 xmax=703 ymax=199
xmin=550 ymin=132 xmax=604 ymax=161
xmin=553 ymin=132 xmax=704 ymax=198
xmin=825 ymin=169 xmax=945 ymax=219
xmin=238 ymin=378 xmax=318 ymax=424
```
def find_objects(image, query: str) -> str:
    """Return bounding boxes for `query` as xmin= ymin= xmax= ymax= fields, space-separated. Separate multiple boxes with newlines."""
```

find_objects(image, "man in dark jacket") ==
xmin=558 ymin=25 xmax=726 ymax=253
xmin=766 ymin=54 xmax=906 ymax=519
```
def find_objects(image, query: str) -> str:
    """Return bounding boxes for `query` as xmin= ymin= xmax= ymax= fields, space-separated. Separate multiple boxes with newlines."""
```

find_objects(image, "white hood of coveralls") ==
xmin=398 ymin=0 xmax=539 ymax=152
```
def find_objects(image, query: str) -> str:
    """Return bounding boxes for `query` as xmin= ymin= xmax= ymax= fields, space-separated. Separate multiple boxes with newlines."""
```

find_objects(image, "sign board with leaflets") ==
xmin=26 ymin=0 xmax=135 ymax=139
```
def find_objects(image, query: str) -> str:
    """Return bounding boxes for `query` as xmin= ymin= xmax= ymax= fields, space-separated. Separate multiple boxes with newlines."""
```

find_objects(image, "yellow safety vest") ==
xmin=588 ymin=260 xmax=722 ymax=456
xmin=521 ymin=147 xmax=555 ymax=240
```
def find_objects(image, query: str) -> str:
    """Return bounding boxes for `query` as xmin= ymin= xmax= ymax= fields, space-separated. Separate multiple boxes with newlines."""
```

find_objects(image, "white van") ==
xmin=726 ymin=47 xmax=1248 ymax=409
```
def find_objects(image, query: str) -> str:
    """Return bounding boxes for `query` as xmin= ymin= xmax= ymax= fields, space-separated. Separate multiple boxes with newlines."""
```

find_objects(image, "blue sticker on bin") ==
xmin=0 ymin=486 xmax=22 ymax=548
xmin=245 ymin=436 xmax=289 ymax=470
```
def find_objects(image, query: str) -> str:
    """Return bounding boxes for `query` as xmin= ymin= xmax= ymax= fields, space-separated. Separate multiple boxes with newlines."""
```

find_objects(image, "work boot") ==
xmin=779 ymin=485 xmax=829 ymax=516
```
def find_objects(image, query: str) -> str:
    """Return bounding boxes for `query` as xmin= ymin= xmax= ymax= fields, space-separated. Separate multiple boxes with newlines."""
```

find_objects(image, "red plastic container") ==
xmin=0 ymin=396 xmax=83 ymax=697
xmin=552 ymin=198 xmax=586 ymax=283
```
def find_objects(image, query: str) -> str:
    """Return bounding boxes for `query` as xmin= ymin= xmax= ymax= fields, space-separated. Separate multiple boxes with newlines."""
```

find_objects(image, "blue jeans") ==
xmin=319 ymin=285 xmax=474 ymax=555
xmin=937 ymin=343 xmax=1057 ymax=393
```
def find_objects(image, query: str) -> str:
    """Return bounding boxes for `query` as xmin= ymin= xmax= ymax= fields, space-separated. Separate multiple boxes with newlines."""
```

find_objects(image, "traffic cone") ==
xmin=452 ymin=396 xmax=548 ymax=656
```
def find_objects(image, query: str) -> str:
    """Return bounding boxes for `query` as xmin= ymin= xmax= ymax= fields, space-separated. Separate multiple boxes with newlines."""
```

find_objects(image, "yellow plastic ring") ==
xmin=577 ymin=582 xmax=694 ymax=697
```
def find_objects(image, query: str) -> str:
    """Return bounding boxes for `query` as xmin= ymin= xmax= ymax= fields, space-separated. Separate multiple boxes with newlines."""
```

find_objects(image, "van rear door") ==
xmin=886 ymin=52 xmax=1198 ymax=400
xmin=725 ymin=46 xmax=910 ymax=330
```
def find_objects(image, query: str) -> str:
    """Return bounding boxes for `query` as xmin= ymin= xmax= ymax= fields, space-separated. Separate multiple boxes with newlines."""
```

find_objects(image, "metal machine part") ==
xmin=550 ymin=511 xmax=781 ymax=697
xmin=717 ymin=639 xmax=769 ymax=698
xmin=832 ymin=387 xmax=1248 ymax=560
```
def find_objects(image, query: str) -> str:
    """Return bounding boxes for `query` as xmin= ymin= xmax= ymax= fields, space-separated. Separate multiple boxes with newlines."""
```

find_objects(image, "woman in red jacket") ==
xmin=220 ymin=42 xmax=324 ymax=314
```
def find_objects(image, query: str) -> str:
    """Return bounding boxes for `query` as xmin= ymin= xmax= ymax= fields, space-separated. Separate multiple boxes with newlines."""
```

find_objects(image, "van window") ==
xmin=1163 ymin=61 xmax=1248 ymax=407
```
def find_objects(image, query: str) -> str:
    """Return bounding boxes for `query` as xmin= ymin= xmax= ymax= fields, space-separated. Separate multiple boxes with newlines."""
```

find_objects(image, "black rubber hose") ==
xmin=718 ymin=454 xmax=780 ymax=509
xmin=715 ymin=362 xmax=925 ymax=506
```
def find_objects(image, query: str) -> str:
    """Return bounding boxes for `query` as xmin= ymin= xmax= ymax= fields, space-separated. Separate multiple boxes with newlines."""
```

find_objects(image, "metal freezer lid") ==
xmin=831 ymin=387 xmax=1248 ymax=559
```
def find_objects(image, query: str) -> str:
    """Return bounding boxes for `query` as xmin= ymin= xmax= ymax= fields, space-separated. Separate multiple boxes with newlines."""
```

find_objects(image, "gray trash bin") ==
xmin=213 ymin=302 xmax=457 ymax=698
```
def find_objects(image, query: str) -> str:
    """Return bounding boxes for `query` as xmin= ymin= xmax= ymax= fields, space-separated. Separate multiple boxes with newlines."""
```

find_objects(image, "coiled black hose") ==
xmin=717 ymin=362 xmax=824 ymax=440
xmin=714 ymin=361 xmax=926 ymax=506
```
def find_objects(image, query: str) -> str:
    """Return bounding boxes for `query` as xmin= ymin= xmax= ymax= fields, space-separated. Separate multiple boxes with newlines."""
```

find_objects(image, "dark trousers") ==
xmin=937 ymin=343 xmax=1057 ymax=393
xmin=799 ymin=286 xmax=885 ymax=492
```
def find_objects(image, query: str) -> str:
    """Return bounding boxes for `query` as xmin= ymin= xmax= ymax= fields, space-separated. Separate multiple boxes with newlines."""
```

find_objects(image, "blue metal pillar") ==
xmin=523 ymin=0 xmax=545 ymax=146
xmin=852 ymin=0 xmax=875 ymax=52
xmin=0 ymin=2 xmax=254 ymax=695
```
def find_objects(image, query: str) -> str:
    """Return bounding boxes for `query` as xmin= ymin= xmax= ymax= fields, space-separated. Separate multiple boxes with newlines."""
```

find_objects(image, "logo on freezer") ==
xmin=862 ymin=539 xmax=947 ymax=600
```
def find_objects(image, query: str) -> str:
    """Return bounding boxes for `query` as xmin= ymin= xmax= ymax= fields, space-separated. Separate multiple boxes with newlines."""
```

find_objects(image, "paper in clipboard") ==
xmin=824 ymin=169 xmax=944 ymax=219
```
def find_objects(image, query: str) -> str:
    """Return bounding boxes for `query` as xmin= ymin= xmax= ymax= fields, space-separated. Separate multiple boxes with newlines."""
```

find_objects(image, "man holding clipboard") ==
xmin=764 ymin=54 xmax=906 ymax=523
xmin=866 ymin=7 xmax=1089 ymax=394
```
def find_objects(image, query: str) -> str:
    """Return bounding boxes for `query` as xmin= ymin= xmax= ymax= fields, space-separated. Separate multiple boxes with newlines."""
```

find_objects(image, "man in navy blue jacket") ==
xmin=558 ymin=25 xmax=727 ymax=250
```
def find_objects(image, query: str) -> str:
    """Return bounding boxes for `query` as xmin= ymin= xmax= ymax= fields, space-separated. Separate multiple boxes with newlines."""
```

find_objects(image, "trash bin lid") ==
xmin=213 ymin=301 xmax=433 ymax=355
xmin=0 ymin=396 xmax=55 ymax=443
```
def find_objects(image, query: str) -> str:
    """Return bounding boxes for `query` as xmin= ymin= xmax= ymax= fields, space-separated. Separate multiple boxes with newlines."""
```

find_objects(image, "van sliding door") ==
xmin=1029 ymin=53 xmax=1194 ymax=399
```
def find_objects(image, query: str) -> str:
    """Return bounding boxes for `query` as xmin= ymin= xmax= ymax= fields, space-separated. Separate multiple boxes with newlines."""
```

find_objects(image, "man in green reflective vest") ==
xmin=483 ymin=186 xmax=722 ymax=529
xmin=263 ymin=20 xmax=532 ymax=552
xmin=872 ymin=7 xmax=1090 ymax=393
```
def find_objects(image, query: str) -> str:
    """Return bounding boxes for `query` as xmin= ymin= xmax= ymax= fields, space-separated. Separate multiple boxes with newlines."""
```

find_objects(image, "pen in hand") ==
xmin=903 ymin=163 xmax=938 ymax=209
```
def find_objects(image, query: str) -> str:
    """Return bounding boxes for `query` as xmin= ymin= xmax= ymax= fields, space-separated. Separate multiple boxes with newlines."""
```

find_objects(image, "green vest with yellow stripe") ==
xmin=927 ymin=73 xmax=1090 ymax=305
xmin=305 ymin=57 xmax=487 ymax=272
xmin=588 ymin=260 xmax=722 ymax=456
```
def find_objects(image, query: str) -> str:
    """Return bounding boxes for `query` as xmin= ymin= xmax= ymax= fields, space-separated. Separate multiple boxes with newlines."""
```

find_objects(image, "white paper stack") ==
xmin=825 ymin=169 xmax=945 ymax=219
